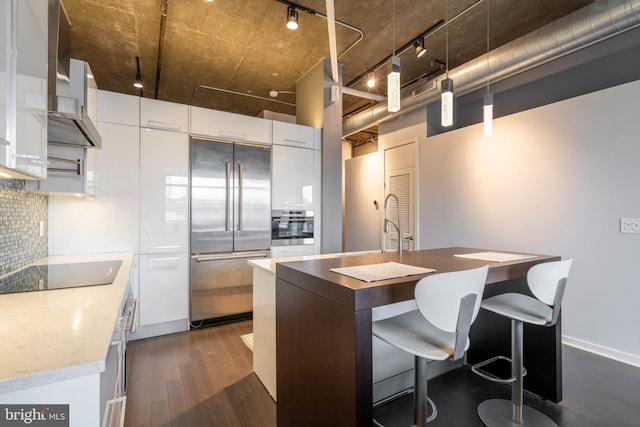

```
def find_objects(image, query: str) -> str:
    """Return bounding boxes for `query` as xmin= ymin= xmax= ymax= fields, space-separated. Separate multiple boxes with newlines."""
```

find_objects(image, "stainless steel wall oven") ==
xmin=271 ymin=210 xmax=314 ymax=246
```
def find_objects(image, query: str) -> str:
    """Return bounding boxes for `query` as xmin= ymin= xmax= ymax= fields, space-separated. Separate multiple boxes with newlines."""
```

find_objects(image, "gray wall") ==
xmin=0 ymin=180 xmax=48 ymax=275
xmin=414 ymin=79 xmax=640 ymax=365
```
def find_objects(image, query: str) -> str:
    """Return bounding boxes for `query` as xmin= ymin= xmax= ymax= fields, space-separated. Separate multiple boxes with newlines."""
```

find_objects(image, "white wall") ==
xmin=414 ymin=79 xmax=640 ymax=366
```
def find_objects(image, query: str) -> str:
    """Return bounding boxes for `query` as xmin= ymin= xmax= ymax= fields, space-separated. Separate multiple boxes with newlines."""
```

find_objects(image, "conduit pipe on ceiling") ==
xmin=342 ymin=86 xmax=386 ymax=102
xmin=325 ymin=0 xmax=339 ymax=83
xmin=342 ymin=0 xmax=640 ymax=137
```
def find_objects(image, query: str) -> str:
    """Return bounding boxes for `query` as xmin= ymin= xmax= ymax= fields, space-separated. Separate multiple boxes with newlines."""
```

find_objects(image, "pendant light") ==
xmin=388 ymin=0 xmax=401 ymax=113
xmin=483 ymin=0 xmax=493 ymax=136
xmin=441 ymin=4 xmax=453 ymax=127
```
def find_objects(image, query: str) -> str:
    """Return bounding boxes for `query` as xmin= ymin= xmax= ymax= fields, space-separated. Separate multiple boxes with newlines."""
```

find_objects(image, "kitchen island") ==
xmin=0 ymin=252 xmax=134 ymax=426
xmin=275 ymin=247 xmax=561 ymax=427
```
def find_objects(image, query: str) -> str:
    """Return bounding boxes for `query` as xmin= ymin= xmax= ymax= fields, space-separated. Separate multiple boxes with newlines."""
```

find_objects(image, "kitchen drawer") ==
xmin=190 ymin=106 xmax=271 ymax=145
xmin=270 ymin=245 xmax=315 ymax=258
xmin=140 ymin=98 xmax=189 ymax=132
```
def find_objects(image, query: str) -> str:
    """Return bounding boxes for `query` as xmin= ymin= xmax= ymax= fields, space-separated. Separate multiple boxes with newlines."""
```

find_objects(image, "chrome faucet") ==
xmin=383 ymin=193 xmax=403 ymax=254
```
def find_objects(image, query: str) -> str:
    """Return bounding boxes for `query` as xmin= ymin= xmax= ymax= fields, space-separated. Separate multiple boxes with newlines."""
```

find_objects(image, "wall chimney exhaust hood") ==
xmin=48 ymin=0 xmax=101 ymax=149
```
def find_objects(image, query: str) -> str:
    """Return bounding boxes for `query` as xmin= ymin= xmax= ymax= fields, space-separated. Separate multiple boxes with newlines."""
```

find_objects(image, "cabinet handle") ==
xmin=148 ymin=257 xmax=181 ymax=262
xmin=125 ymin=298 xmax=138 ymax=334
xmin=192 ymin=251 xmax=269 ymax=262
xmin=226 ymin=162 xmax=231 ymax=231
xmin=47 ymin=156 xmax=84 ymax=176
xmin=219 ymin=130 xmax=247 ymax=139
xmin=282 ymin=139 xmax=306 ymax=145
xmin=145 ymin=120 xmax=182 ymax=131
xmin=237 ymin=162 xmax=243 ymax=231
xmin=102 ymin=396 xmax=127 ymax=427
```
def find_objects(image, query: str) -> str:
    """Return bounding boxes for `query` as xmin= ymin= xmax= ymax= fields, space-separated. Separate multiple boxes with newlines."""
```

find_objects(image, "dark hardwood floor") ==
xmin=125 ymin=320 xmax=640 ymax=427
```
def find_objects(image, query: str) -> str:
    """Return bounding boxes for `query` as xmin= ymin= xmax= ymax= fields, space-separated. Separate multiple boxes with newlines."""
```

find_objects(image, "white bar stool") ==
xmin=372 ymin=265 xmax=489 ymax=427
xmin=473 ymin=259 xmax=572 ymax=427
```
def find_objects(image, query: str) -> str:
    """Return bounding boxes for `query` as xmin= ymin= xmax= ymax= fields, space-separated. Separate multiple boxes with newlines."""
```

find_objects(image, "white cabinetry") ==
xmin=97 ymin=90 xmax=139 ymax=126
xmin=272 ymin=120 xmax=316 ymax=149
xmin=138 ymin=128 xmax=189 ymax=331
xmin=140 ymin=98 xmax=189 ymax=132
xmin=270 ymin=245 xmax=315 ymax=258
xmin=48 ymin=122 xmax=139 ymax=255
xmin=0 ymin=0 xmax=47 ymax=179
xmin=271 ymin=144 xmax=315 ymax=211
xmin=190 ymin=106 xmax=271 ymax=145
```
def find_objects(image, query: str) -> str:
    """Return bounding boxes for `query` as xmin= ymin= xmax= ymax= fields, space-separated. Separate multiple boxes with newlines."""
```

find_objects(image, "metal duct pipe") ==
xmin=343 ymin=0 xmax=640 ymax=137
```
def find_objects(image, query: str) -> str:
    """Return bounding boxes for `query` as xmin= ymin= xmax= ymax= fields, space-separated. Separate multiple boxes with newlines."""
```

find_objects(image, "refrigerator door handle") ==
xmin=237 ymin=161 xmax=243 ymax=231
xmin=225 ymin=161 xmax=231 ymax=231
xmin=192 ymin=251 xmax=269 ymax=262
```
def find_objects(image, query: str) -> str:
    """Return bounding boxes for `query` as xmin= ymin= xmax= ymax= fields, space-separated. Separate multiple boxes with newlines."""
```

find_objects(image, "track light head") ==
xmin=286 ymin=6 xmax=299 ymax=30
xmin=366 ymin=73 xmax=376 ymax=88
xmin=414 ymin=38 xmax=426 ymax=58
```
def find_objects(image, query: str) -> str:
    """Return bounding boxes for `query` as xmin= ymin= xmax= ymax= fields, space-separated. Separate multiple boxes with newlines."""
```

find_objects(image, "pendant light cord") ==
xmin=486 ymin=0 xmax=490 ymax=93
xmin=392 ymin=0 xmax=396 ymax=56
xmin=445 ymin=1 xmax=449 ymax=78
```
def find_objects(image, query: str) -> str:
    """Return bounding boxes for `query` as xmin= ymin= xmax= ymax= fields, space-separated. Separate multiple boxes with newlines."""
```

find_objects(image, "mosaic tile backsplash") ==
xmin=0 ymin=180 xmax=48 ymax=276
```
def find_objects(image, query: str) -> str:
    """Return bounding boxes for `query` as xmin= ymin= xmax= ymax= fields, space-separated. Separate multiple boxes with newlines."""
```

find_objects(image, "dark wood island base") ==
xmin=275 ymin=247 xmax=561 ymax=427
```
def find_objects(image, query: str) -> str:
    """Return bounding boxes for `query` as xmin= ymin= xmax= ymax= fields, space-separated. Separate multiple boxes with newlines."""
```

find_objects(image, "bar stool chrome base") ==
xmin=478 ymin=399 xmax=558 ymax=427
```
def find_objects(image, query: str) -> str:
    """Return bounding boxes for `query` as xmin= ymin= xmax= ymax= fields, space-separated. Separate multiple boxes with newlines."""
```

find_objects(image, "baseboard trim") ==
xmin=128 ymin=319 xmax=189 ymax=341
xmin=562 ymin=335 xmax=640 ymax=368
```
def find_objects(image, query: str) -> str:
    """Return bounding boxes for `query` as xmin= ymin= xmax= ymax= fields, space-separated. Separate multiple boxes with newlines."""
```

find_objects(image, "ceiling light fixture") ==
xmin=286 ymin=6 xmax=299 ymax=30
xmin=388 ymin=0 xmax=400 ymax=113
xmin=414 ymin=37 xmax=426 ymax=58
xmin=483 ymin=0 xmax=493 ymax=137
xmin=366 ymin=72 xmax=376 ymax=88
xmin=441 ymin=4 xmax=453 ymax=127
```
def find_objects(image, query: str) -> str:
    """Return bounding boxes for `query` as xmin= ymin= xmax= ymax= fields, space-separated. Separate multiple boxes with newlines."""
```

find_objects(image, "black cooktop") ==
xmin=0 ymin=260 xmax=122 ymax=295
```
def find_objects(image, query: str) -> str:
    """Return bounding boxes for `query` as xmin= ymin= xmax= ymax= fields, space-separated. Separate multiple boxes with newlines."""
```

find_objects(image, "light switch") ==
xmin=620 ymin=218 xmax=640 ymax=234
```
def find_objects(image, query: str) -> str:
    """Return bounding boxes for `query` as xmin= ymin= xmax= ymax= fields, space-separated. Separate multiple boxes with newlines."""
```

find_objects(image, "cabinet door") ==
xmin=0 ymin=0 xmax=47 ymax=179
xmin=97 ymin=90 xmax=140 ymax=126
xmin=139 ymin=129 xmax=189 ymax=253
xmin=138 ymin=253 xmax=189 ymax=326
xmin=140 ymin=98 xmax=189 ymax=132
xmin=272 ymin=121 xmax=315 ymax=149
xmin=271 ymin=145 xmax=314 ymax=210
xmin=190 ymin=106 xmax=271 ymax=145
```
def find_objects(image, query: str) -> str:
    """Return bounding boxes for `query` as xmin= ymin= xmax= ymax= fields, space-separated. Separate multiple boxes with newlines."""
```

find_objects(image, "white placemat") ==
xmin=453 ymin=251 xmax=537 ymax=263
xmin=330 ymin=262 xmax=435 ymax=283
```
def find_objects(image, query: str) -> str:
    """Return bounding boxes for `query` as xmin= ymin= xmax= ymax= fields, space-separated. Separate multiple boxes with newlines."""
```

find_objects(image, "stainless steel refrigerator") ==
xmin=190 ymin=138 xmax=271 ymax=324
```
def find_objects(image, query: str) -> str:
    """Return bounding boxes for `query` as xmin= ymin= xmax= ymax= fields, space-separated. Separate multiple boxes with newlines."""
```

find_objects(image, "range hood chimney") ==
xmin=47 ymin=0 xmax=102 ymax=148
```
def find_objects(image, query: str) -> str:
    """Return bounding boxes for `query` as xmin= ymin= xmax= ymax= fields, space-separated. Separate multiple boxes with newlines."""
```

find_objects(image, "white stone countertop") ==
xmin=248 ymin=250 xmax=382 ymax=274
xmin=0 ymin=252 xmax=133 ymax=394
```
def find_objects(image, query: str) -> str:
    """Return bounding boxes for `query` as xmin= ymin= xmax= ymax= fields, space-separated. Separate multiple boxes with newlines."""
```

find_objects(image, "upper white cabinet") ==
xmin=139 ymin=128 xmax=189 ymax=253
xmin=140 ymin=98 xmax=189 ymax=132
xmin=272 ymin=120 xmax=317 ymax=150
xmin=190 ymin=106 xmax=271 ymax=145
xmin=272 ymin=144 xmax=315 ymax=211
xmin=97 ymin=90 xmax=140 ymax=126
xmin=0 ymin=0 xmax=48 ymax=179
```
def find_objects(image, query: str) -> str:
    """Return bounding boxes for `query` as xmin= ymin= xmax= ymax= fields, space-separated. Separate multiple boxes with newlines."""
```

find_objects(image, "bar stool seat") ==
xmin=475 ymin=259 xmax=572 ymax=427
xmin=373 ymin=265 xmax=489 ymax=427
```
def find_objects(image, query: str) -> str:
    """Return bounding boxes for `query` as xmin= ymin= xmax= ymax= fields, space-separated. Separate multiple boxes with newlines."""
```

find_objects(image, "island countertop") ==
xmin=0 ymin=252 xmax=133 ymax=394
xmin=275 ymin=246 xmax=558 ymax=312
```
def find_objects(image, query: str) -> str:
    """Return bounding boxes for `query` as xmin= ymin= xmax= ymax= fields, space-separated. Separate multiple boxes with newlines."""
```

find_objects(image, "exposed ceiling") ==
xmin=61 ymin=0 xmax=592 ymax=144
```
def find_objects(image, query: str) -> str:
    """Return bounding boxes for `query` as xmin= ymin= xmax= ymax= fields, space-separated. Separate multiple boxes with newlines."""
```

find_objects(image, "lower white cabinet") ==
xmin=138 ymin=253 xmax=189 ymax=326
xmin=270 ymin=245 xmax=315 ymax=258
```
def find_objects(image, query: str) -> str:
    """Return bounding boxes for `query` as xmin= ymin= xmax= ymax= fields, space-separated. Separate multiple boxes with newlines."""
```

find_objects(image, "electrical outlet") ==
xmin=620 ymin=218 xmax=640 ymax=234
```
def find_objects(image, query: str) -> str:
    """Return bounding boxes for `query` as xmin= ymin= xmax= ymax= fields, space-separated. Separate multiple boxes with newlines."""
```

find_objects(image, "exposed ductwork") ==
xmin=342 ymin=0 xmax=640 ymax=137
